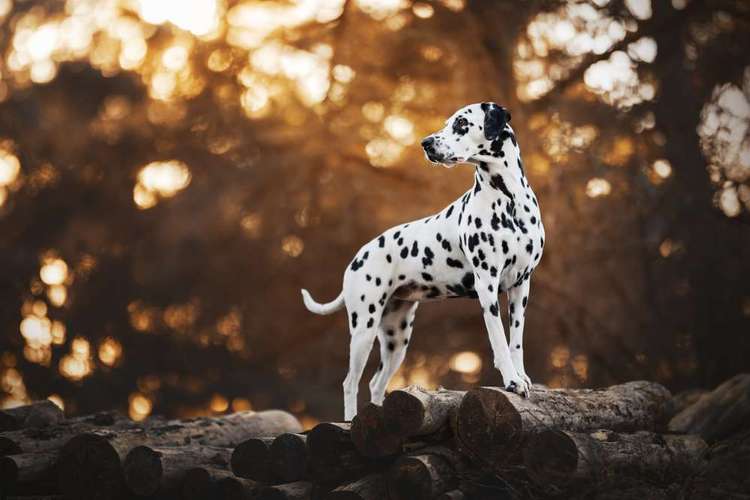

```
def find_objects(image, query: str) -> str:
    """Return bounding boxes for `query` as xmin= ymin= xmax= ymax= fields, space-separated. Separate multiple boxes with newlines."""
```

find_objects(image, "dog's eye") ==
xmin=452 ymin=117 xmax=469 ymax=135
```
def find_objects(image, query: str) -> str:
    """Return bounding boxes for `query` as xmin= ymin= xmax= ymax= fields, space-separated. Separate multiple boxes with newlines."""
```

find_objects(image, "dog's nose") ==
xmin=421 ymin=137 xmax=435 ymax=149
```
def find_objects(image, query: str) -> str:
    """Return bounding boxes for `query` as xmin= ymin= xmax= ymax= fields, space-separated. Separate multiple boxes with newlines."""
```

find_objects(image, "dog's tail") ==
xmin=301 ymin=288 xmax=345 ymax=315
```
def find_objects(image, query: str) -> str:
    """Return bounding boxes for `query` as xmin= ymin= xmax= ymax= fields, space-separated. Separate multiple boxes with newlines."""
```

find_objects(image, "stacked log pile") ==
xmin=1 ymin=375 xmax=749 ymax=499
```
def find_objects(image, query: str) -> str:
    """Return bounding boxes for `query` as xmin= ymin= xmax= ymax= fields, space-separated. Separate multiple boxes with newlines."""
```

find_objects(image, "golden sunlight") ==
xmin=98 ymin=337 xmax=123 ymax=367
xmin=449 ymin=351 xmax=482 ymax=374
xmin=586 ymin=177 xmax=612 ymax=198
xmin=40 ymin=257 xmax=69 ymax=286
xmin=129 ymin=392 xmax=153 ymax=421
xmin=134 ymin=160 xmax=192 ymax=209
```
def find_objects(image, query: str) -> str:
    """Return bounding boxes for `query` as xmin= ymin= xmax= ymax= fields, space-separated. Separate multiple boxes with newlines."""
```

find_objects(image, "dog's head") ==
xmin=421 ymin=102 xmax=512 ymax=167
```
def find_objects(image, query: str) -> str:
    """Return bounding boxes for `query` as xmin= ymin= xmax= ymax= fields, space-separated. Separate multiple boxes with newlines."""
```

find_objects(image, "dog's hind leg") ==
xmin=342 ymin=296 xmax=386 ymax=421
xmin=369 ymin=300 xmax=419 ymax=405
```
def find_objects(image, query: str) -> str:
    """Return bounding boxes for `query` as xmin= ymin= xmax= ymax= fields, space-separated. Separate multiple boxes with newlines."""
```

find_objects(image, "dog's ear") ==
xmin=481 ymin=102 xmax=510 ymax=140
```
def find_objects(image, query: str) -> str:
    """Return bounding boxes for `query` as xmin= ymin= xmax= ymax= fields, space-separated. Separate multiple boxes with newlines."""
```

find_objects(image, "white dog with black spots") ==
xmin=302 ymin=102 xmax=545 ymax=421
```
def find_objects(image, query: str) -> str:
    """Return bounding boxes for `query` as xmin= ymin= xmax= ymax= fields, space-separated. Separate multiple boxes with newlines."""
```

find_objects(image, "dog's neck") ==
xmin=469 ymin=136 xmax=530 ymax=201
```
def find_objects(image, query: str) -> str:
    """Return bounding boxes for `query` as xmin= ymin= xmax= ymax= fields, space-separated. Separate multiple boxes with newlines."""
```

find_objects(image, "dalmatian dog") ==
xmin=301 ymin=102 xmax=544 ymax=421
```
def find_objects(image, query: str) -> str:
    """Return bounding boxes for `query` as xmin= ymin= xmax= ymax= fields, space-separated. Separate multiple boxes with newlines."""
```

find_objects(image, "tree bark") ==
xmin=0 ymin=451 xmax=58 ymax=489
xmin=455 ymin=382 xmax=671 ymax=465
xmin=56 ymin=410 xmax=301 ymax=500
xmin=386 ymin=445 xmax=465 ymax=500
xmin=324 ymin=473 xmax=386 ymax=500
xmin=0 ymin=402 xmax=64 ymax=432
xmin=123 ymin=445 xmax=231 ymax=496
xmin=255 ymin=481 xmax=312 ymax=500
xmin=306 ymin=422 xmax=368 ymax=484
xmin=383 ymin=386 xmax=464 ymax=437
xmin=350 ymin=403 xmax=402 ymax=458
xmin=669 ymin=373 xmax=750 ymax=442
xmin=180 ymin=466 xmax=236 ymax=500
xmin=523 ymin=429 xmax=707 ymax=487
xmin=269 ymin=433 xmax=307 ymax=483
xmin=230 ymin=436 xmax=275 ymax=482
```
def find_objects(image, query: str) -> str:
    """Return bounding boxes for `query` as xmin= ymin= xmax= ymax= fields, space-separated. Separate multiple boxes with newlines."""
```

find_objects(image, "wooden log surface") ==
xmin=216 ymin=475 xmax=261 ymax=500
xmin=324 ymin=473 xmax=385 ymax=500
xmin=523 ymin=429 xmax=707 ymax=487
xmin=56 ymin=410 xmax=301 ymax=500
xmin=0 ymin=402 xmax=64 ymax=432
xmin=123 ymin=444 xmax=231 ymax=495
xmin=230 ymin=436 xmax=275 ymax=482
xmin=269 ymin=433 xmax=308 ymax=483
xmin=350 ymin=403 xmax=402 ymax=458
xmin=455 ymin=381 xmax=671 ymax=465
xmin=669 ymin=373 xmax=750 ymax=442
xmin=181 ymin=467 xmax=236 ymax=500
xmin=0 ymin=451 xmax=58 ymax=488
xmin=306 ymin=422 xmax=368 ymax=484
xmin=438 ymin=490 xmax=466 ymax=500
xmin=383 ymin=386 xmax=465 ymax=437
xmin=256 ymin=480 xmax=313 ymax=500
xmin=386 ymin=445 xmax=465 ymax=500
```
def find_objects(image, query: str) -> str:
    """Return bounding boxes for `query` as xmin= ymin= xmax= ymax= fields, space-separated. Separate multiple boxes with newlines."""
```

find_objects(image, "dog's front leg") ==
xmin=508 ymin=279 xmax=532 ymax=389
xmin=475 ymin=274 xmax=529 ymax=397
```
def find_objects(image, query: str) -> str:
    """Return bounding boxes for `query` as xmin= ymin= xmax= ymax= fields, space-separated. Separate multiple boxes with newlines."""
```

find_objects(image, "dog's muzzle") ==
xmin=421 ymin=136 xmax=445 ymax=163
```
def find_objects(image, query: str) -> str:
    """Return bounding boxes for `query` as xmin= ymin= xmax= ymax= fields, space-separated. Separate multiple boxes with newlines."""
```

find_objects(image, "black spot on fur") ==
xmin=369 ymin=304 xmax=375 ymax=314
xmin=387 ymin=342 xmax=395 ymax=351
xmin=490 ymin=174 xmax=514 ymax=199
xmin=351 ymin=312 xmax=358 ymax=328
xmin=367 ymin=318 xmax=374 ymax=328
xmin=422 ymin=272 xmax=433 ymax=282
xmin=447 ymin=257 xmax=463 ymax=268
xmin=400 ymin=247 xmax=408 ymax=259
xmin=411 ymin=241 xmax=419 ymax=257
xmin=378 ymin=235 xmax=385 ymax=247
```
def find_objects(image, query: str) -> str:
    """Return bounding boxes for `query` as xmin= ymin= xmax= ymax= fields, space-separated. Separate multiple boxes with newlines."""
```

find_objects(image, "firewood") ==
xmin=386 ymin=445 xmax=465 ymax=500
xmin=0 ymin=402 xmax=64 ymax=432
xmin=0 ymin=412 xmax=132 ymax=455
xmin=216 ymin=475 xmax=261 ymax=500
xmin=350 ymin=403 xmax=402 ymax=458
xmin=324 ymin=473 xmax=386 ymax=500
xmin=180 ymin=467 xmax=236 ymax=500
xmin=306 ymin=423 xmax=368 ymax=484
xmin=438 ymin=490 xmax=466 ymax=500
xmin=663 ymin=389 xmax=708 ymax=422
xmin=269 ymin=433 xmax=308 ymax=482
xmin=383 ymin=386 xmax=465 ymax=437
xmin=523 ymin=429 xmax=707 ymax=487
xmin=123 ymin=445 xmax=231 ymax=495
xmin=256 ymin=481 xmax=313 ymax=500
xmin=669 ymin=373 xmax=750 ymax=442
xmin=230 ymin=436 xmax=275 ymax=482
xmin=0 ymin=451 xmax=58 ymax=489
xmin=56 ymin=410 xmax=301 ymax=500
xmin=455 ymin=381 xmax=671 ymax=465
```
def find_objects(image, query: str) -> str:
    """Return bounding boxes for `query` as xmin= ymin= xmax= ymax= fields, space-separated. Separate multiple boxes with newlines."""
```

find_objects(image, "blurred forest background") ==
xmin=0 ymin=0 xmax=749 ymax=425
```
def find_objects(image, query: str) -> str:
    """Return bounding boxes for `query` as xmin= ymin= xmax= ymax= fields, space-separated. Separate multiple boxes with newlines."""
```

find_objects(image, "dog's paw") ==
xmin=505 ymin=378 xmax=530 ymax=398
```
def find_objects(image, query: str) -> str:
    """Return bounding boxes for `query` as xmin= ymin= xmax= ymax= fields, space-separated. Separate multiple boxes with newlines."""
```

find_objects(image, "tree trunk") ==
xmin=256 ymin=481 xmax=312 ymax=500
xmin=669 ymin=373 xmax=750 ymax=442
xmin=0 ymin=402 xmax=64 ymax=432
xmin=324 ymin=473 xmax=386 ymax=500
xmin=386 ymin=446 xmax=465 ymax=500
xmin=350 ymin=403 xmax=402 ymax=458
xmin=56 ymin=410 xmax=301 ymax=500
xmin=306 ymin=422 xmax=368 ymax=484
xmin=523 ymin=429 xmax=707 ymax=487
xmin=180 ymin=467 xmax=236 ymax=500
xmin=269 ymin=433 xmax=307 ymax=483
xmin=455 ymin=382 xmax=671 ymax=465
xmin=123 ymin=445 xmax=231 ymax=496
xmin=230 ymin=436 xmax=275 ymax=482
xmin=0 ymin=451 xmax=58 ymax=489
xmin=383 ymin=386 xmax=465 ymax=437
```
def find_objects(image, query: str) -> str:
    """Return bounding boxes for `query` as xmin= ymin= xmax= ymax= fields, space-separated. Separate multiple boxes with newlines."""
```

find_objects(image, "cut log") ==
xmin=230 ymin=436 xmax=275 ymax=482
xmin=123 ymin=445 xmax=231 ymax=495
xmin=56 ymin=410 xmax=301 ymax=500
xmin=669 ymin=373 xmax=750 ymax=442
xmin=0 ymin=402 xmax=64 ymax=432
xmin=0 ymin=451 xmax=58 ymax=488
xmin=663 ymin=389 xmax=708 ymax=422
xmin=383 ymin=386 xmax=465 ymax=437
xmin=0 ymin=412 xmax=132 ymax=455
xmin=216 ymin=475 xmax=261 ymax=500
xmin=523 ymin=429 xmax=707 ymax=487
xmin=350 ymin=403 xmax=402 ymax=458
xmin=386 ymin=446 xmax=465 ymax=500
xmin=324 ymin=473 xmax=386 ymax=500
xmin=256 ymin=481 xmax=312 ymax=500
xmin=306 ymin=422 xmax=368 ymax=484
xmin=455 ymin=381 xmax=671 ymax=465
xmin=269 ymin=433 xmax=307 ymax=483
xmin=181 ymin=467 xmax=236 ymax=500
xmin=438 ymin=490 xmax=466 ymax=500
